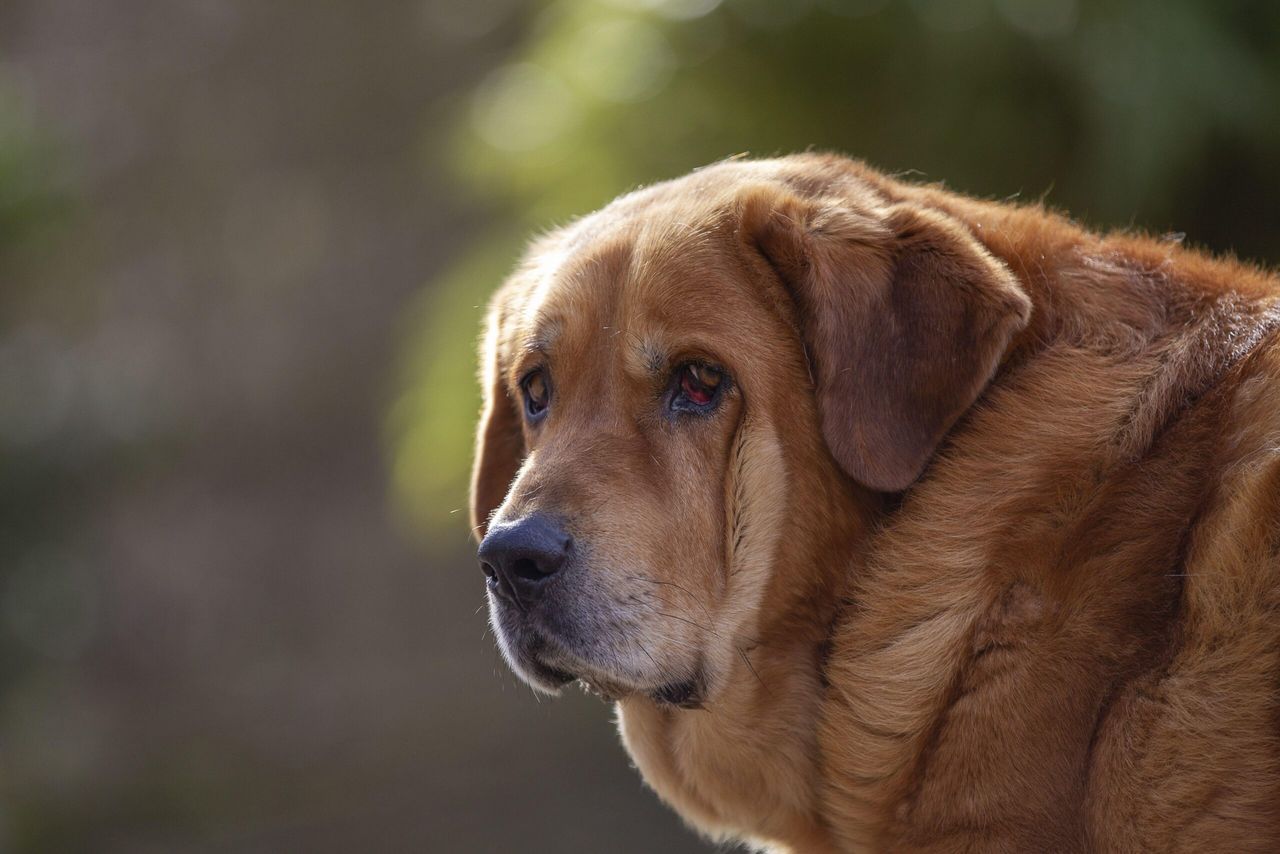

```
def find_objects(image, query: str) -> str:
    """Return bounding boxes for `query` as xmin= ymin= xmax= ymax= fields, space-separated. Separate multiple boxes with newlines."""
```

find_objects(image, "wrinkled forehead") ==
xmin=511 ymin=211 xmax=766 ymax=371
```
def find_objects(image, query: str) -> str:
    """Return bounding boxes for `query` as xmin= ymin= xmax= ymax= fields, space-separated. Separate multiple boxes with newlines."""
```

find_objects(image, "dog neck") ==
xmin=809 ymin=192 xmax=1280 ymax=850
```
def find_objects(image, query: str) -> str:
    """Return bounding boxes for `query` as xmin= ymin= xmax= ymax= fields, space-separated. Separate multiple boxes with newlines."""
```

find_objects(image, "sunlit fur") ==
xmin=472 ymin=153 xmax=1280 ymax=852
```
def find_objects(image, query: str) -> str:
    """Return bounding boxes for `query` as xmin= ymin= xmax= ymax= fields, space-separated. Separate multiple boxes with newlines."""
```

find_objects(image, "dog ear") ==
xmin=470 ymin=289 xmax=525 ymax=540
xmin=741 ymin=188 xmax=1031 ymax=491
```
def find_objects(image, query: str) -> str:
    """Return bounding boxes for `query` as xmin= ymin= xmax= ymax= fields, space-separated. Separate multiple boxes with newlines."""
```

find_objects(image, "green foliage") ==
xmin=394 ymin=0 xmax=1280 ymax=544
xmin=388 ymin=230 xmax=525 ymax=544
xmin=0 ymin=78 xmax=67 ymax=285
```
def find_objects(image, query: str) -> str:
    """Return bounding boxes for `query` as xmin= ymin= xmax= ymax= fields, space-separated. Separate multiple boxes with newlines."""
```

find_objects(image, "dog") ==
xmin=470 ymin=153 xmax=1280 ymax=852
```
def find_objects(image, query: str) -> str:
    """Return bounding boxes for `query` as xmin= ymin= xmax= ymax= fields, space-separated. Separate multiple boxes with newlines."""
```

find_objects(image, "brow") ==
xmin=640 ymin=339 xmax=665 ymax=375
xmin=508 ymin=329 xmax=556 ymax=386
xmin=618 ymin=333 xmax=668 ymax=384
xmin=521 ymin=319 xmax=561 ymax=355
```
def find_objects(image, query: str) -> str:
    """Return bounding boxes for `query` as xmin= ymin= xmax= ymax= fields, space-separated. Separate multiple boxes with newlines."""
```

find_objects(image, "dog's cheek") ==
xmin=704 ymin=418 xmax=788 ymax=682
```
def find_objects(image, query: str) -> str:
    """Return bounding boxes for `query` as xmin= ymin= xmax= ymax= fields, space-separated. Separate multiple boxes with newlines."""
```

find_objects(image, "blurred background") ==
xmin=0 ymin=0 xmax=1276 ymax=851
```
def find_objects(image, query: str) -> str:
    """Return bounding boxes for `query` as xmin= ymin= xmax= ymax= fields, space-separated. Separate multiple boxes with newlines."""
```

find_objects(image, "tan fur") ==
xmin=471 ymin=153 xmax=1280 ymax=852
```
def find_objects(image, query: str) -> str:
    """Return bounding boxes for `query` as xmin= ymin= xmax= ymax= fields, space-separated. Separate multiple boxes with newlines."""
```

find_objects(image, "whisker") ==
xmin=624 ymin=574 xmax=714 ymax=621
xmin=654 ymin=610 xmax=721 ymax=638
xmin=738 ymin=646 xmax=768 ymax=695
xmin=634 ymin=638 xmax=660 ymax=673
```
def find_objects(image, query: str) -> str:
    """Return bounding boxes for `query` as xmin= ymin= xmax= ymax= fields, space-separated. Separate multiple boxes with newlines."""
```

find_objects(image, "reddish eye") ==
xmin=675 ymin=362 xmax=723 ymax=411
xmin=523 ymin=370 xmax=549 ymax=420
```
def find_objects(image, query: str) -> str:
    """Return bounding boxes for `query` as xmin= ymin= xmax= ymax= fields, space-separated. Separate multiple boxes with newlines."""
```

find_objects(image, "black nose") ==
xmin=478 ymin=515 xmax=572 ymax=608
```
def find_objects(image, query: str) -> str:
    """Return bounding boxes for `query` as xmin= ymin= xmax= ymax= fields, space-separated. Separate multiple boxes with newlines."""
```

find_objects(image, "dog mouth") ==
xmin=531 ymin=645 xmax=706 ymax=709
xmin=524 ymin=656 xmax=577 ymax=690
xmin=523 ymin=637 xmax=625 ymax=699
xmin=649 ymin=678 xmax=704 ymax=709
xmin=511 ymin=631 xmax=577 ymax=692
xmin=561 ymin=670 xmax=703 ymax=709
xmin=493 ymin=605 xmax=705 ymax=707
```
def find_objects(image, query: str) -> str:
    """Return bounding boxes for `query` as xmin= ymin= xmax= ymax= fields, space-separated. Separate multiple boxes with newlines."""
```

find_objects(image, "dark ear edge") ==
xmin=469 ymin=294 xmax=525 ymax=540
xmin=743 ymin=187 xmax=1031 ymax=492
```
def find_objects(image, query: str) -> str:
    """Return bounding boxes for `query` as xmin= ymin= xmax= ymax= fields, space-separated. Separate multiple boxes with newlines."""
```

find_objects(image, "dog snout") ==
xmin=478 ymin=514 xmax=573 ymax=607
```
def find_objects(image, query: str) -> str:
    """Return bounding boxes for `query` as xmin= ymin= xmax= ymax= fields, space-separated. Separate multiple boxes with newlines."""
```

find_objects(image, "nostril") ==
xmin=477 ymin=515 xmax=570 ymax=599
xmin=511 ymin=556 xmax=547 ymax=582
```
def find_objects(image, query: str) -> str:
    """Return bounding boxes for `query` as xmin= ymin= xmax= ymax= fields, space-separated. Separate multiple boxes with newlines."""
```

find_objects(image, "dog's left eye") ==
xmin=522 ymin=369 xmax=550 ymax=421
xmin=671 ymin=362 xmax=724 ymax=413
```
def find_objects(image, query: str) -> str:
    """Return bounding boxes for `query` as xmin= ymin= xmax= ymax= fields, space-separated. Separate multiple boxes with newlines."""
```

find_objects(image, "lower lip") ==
xmin=511 ymin=625 xmax=576 ymax=685
xmin=532 ymin=655 xmax=575 ymax=684
xmin=491 ymin=597 xmax=627 ymax=694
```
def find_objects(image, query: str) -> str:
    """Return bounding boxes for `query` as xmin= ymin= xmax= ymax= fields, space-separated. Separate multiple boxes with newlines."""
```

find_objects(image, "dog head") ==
xmin=471 ymin=155 xmax=1029 ymax=704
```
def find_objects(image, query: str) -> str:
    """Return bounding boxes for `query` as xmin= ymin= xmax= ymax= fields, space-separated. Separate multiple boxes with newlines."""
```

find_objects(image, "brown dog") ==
xmin=470 ymin=153 xmax=1280 ymax=852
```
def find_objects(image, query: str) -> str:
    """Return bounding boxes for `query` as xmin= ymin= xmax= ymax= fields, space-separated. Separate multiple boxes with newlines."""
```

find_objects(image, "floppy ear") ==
xmin=741 ymin=188 xmax=1031 ymax=492
xmin=470 ymin=293 xmax=525 ymax=540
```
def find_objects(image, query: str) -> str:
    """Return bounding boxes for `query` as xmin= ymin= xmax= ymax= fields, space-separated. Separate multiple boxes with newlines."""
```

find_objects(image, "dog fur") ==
xmin=471 ymin=153 xmax=1280 ymax=852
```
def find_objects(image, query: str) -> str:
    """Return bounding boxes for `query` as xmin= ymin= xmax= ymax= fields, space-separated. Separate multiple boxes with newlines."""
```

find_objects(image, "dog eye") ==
xmin=672 ymin=362 xmax=724 ymax=413
xmin=522 ymin=370 xmax=550 ymax=421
